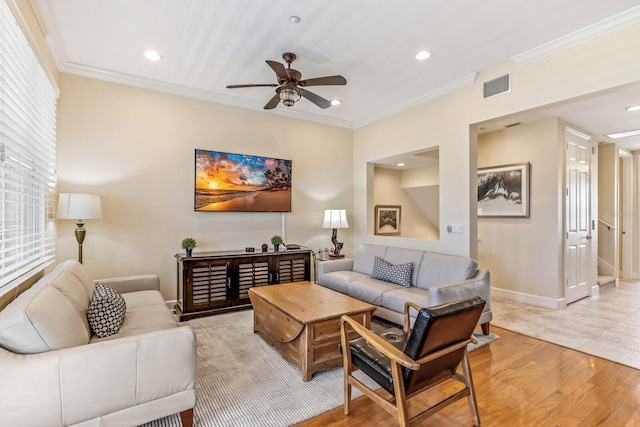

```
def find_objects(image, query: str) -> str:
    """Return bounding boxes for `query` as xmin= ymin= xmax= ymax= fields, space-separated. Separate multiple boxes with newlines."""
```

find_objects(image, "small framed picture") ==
xmin=478 ymin=162 xmax=530 ymax=218
xmin=375 ymin=205 xmax=401 ymax=235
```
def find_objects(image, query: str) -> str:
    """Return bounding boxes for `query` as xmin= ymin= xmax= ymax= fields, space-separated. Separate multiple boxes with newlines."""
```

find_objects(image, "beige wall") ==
xmin=373 ymin=168 xmax=439 ymax=240
xmin=56 ymin=74 xmax=354 ymax=300
xmin=477 ymin=119 xmax=562 ymax=300
xmin=353 ymin=21 xmax=640 ymax=267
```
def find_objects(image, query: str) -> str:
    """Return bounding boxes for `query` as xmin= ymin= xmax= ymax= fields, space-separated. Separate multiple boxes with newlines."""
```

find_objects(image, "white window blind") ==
xmin=0 ymin=0 xmax=57 ymax=294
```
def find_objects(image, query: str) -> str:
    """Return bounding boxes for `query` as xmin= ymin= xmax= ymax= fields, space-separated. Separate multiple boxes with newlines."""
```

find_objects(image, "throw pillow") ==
xmin=371 ymin=256 xmax=413 ymax=287
xmin=87 ymin=282 xmax=127 ymax=338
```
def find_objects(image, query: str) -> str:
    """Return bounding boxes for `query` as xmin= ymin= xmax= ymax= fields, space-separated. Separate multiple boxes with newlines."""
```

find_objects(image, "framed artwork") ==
xmin=375 ymin=205 xmax=401 ymax=235
xmin=478 ymin=162 xmax=530 ymax=218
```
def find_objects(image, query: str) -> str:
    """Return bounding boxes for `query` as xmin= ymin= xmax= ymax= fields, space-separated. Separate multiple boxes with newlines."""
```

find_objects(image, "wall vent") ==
xmin=483 ymin=73 xmax=510 ymax=99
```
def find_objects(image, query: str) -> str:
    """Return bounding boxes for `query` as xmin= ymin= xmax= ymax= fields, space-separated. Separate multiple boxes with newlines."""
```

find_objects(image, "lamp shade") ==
xmin=57 ymin=193 xmax=102 ymax=220
xmin=322 ymin=209 xmax=349 ymax=229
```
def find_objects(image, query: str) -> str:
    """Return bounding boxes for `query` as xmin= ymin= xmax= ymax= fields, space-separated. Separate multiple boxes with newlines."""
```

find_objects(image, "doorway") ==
xmin=619 ymin=149 xmax=633 ymax=279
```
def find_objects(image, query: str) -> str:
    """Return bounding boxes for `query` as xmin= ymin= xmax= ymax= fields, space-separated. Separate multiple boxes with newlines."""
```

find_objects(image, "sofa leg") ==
xmin=481 ymin=322 xmax=490 ymax=335
xmin=180 ymin=408 xmax=194 ymax=427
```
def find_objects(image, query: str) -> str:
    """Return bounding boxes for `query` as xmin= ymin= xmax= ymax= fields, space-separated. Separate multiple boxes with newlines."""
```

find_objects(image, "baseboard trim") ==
xmin=591 ymin=285 xmax=600 ymax=295
xmin=165 ymin=299 xmax=177 ymax=311
xmin=492 ymin=287 xmax=566 ymax=309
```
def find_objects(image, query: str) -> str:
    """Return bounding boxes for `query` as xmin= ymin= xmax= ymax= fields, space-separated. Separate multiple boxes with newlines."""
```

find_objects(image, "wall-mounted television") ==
xmin=195 ymin=149 xmax=292 ymax=212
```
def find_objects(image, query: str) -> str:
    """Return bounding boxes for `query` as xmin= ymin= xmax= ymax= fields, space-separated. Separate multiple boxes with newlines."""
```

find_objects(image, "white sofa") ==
xmin=0 ymin=260 xmax=196 ymax=427
xmin=318 ymin=243 xmax=492 ymax=333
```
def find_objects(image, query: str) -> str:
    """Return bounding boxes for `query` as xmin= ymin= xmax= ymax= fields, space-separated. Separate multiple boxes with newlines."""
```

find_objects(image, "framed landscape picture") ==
xmin=478 ymin=162 xmax=530 ymax=217
xmin=375 ymin=205 xmax=401 ymax=235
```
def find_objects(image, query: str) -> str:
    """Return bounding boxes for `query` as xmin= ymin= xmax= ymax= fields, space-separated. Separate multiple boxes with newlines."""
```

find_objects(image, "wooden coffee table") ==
xmin=248 ymin=281 xmax=376 ymax=381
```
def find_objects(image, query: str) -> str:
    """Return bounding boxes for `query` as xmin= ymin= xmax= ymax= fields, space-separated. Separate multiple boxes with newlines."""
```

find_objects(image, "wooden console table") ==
xmin=175 ymin=249 xmax=311 ymax=321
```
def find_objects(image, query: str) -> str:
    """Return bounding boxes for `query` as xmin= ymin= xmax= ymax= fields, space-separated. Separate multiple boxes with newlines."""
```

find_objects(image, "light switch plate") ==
xmin=450 ymin=223 xmax=464 ymax=234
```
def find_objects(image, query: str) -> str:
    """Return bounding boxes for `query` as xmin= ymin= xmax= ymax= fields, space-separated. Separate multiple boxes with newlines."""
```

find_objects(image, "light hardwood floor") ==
xmin=296 ymin=281 xmax=640 ymax=426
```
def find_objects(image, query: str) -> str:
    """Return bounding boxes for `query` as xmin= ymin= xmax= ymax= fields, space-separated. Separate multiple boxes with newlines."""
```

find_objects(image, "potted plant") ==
xmin=270 ymin=235 xmax=283 ymax=252
xmin=181 ymin=237 xmax=197 ymax=257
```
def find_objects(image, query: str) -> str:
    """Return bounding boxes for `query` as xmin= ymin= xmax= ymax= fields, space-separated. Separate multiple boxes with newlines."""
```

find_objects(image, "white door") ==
xmin=565 ymin=127 xmax=591 ymax=304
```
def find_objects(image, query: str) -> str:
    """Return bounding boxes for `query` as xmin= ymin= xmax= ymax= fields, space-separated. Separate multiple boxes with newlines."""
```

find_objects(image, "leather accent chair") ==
xmin=340 ymin=296 xmax=486 ymax=426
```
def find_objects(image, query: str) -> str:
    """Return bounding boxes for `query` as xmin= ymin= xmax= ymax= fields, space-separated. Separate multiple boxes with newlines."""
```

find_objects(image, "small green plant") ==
xmin=181 ymin=237 xmax=197 ymax=250
xmin=270 ymin=235 xmax=283 ymax=245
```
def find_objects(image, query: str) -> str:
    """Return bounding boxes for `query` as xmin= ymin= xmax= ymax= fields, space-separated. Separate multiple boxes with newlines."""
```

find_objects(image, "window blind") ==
xmin=0 ymin=0 xmax=57 ymax=294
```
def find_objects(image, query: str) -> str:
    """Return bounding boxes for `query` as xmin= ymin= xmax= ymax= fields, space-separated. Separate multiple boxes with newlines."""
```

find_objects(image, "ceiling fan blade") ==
xmin=227 ymin=84 xmax=278 ymax=88
xmin=263 ymin=94 xmax=280 ymax=109
xmin=266 ymin=60 xmax=290 ymax=82
xmin=298 ymin=75 xmax=347 ymax=87
xmin=301 ymin=89 xmax=331 ymax=109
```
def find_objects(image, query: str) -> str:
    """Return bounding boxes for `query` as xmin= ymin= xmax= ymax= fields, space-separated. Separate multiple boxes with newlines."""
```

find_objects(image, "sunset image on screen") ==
xmin=195 ymin=150 xmax=292 ymax=212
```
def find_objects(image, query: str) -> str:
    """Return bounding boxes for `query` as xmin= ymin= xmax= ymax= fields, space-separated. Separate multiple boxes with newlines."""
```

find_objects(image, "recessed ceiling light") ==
xmin=330 ymin=99 xmax=341 ymax=106
xmin=607 ymin=129 xmax=640 ymax=139
xmin=626 ymin=105 xmax=640 ymax=112
xmin=144 ymin=50 xmax=162 ymax=61
xmin=397 ymin=163 xmax=405 ymax=167
xmin=289 ymin=16 xmax=300 ymax=24
xmin=415 ymin=51 xmax=432 ymax=61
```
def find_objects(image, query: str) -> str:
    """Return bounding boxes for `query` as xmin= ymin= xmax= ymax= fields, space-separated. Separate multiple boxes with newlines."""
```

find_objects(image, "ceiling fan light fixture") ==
xmin=330 ymin=99 xmax=341 ymax=106
xmin=279 ymin=86 xmax=301 ymax=107
xmin=626 ymin=105 xmax=640 ymax=112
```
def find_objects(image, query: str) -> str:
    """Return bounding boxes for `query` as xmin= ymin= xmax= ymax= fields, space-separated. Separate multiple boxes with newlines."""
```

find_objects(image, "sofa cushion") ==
xmin=90 ymin=290 xmax=177 ymax=343
xmin=371 ymin=256 xmax=413 ymax=287
xmin=53 ymin=259 xmax=98 ymax=296
xmin=347 ymin=277 xmax=399 ymax=305
xmin=415 ymin=252 xmax=479 ymax=290
xmin=319 ymin=271 xmax=369 ymax=294
xmin=0 ymin=285 xmax=90 ymax=354
xmin=51 ymin=270 xmax=91 ymax=336
xmin=352 ymin=244 xmax=388 ymax=275
xmin=87 ymin=283 xmax=127 ymax=338
xmin=381 ymin=287 xmax=431 ymax=315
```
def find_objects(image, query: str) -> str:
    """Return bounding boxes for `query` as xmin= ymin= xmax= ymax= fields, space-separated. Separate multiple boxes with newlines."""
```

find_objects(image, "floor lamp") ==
xmin=57 ymin=193 xmax=102 ymax=264
xmin=322 ymin=209 xmax=349 ymax=258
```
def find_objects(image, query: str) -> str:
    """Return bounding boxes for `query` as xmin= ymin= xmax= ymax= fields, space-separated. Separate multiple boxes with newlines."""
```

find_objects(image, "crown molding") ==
xmin=352 ymin=72 xmax=478 ymax=129
xmin=59 ymin=61 xmax=356 ymax=129
xmin=512 ymin=5 xmax=640 ymax=65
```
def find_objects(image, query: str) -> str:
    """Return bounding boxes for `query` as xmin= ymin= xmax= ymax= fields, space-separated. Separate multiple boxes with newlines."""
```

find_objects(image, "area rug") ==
xmin=141 ymin=310 xmax=498 ymax=427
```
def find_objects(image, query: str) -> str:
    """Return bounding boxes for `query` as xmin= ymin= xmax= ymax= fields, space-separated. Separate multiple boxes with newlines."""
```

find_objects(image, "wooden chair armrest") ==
xmin=341 ymin=315 xmax=420 ymax=370
xmin=403 ymin=301 xmax=423 ymax=333
xmin=414 ymin=338 xmax=472 ymax=365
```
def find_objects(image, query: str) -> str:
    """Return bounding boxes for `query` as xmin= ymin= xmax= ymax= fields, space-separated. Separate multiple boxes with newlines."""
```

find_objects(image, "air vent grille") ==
xmin=483 ymin=74 xmax=510 ymax=99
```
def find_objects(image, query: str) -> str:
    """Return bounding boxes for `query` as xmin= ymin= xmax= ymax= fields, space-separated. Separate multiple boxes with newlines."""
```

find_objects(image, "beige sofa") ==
xmin=0 ymin=260 xmax=196 ymax=427
xmin=318 ymin=243 xmax=492 ymax=333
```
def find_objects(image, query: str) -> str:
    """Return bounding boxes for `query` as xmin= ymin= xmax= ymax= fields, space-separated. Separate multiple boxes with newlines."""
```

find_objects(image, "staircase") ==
xmin=597 ymin=274 xmax=616 ymax=290
xmin=597 ymin=257 xmax=616 ymax=290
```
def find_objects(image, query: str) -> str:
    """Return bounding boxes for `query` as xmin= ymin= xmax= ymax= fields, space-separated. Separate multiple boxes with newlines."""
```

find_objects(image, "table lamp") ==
xmin=322 ymin=209 xmax=349 ymax=258
xmin=57 ymin=193 xmax=102 ymax=264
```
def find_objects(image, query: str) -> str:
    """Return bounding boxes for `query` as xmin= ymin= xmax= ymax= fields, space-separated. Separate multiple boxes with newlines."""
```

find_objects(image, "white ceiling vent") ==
xmin=483 ymin=73 xmax=510 ymax=99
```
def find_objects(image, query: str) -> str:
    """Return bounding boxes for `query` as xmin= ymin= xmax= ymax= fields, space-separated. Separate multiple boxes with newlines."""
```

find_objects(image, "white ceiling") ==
xmin=33 ymin=0 xmax=640 ymax=148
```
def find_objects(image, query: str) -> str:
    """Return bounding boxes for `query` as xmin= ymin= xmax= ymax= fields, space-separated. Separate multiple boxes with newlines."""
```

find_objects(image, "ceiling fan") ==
xmin=226 ymin=52 xmax=346 ymax=110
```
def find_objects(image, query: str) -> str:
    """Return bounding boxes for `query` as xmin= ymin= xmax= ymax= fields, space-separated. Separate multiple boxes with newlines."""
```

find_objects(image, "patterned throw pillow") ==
xmin=371 ymin=256 xmax=413 ymax=287
xmin=87 ymin=283 xmax=127 ymax=338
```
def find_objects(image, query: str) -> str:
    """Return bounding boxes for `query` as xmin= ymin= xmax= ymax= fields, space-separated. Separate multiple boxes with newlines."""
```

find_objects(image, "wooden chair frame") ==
xmin=340 ymin=301 xmax=481 ymax=426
